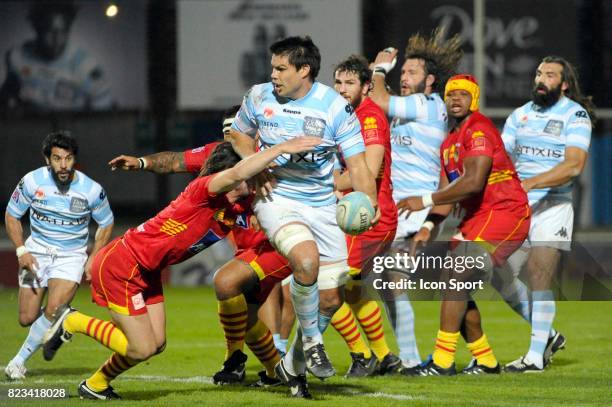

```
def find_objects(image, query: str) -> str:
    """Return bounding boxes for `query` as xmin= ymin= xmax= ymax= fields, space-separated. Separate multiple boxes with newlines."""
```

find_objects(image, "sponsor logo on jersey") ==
xmin=391 ymin=133 xmax=412 ymax=146
xmin=70 ymin=197 xmax=88 ymax=212
xmin=32 ymin=209 xmax=88 ymax=226
xmin=282 ymin=108 xmax=301 ymax=115
xmin=515 ymin=145 xmax=563 ymax=158
xmin=543 ymin=120 xmax=564 ymax=137
xmin=11 ymin=190 xmax=20 ymax=203
xmin=264 ymin=107 xmax=274 ymax=119
xmin=188 ymin=229 xmax=222 ymax=254
xmin=35 ymin=188 xmax=45 ymax=199
xmin=260 ymin=120 xmax=279 ymax=128
xmin=303 ymin=116 xmax=326 ymax=137
xmin=363 ymin=117 xmax=378 ymax=130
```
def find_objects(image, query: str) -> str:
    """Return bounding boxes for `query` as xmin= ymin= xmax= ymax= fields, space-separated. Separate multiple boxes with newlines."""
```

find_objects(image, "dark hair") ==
xmin=42 ymin=130 xmax=78 ymax=157
xmin=404 ymin=28 xmax=463 ymax=94
xmin=333 ymin=55 xmax=371 ymax=85
xmin=222 ymin=105 xmax=241 ymax=123
xmin=269 ymin=36 xmax=321 ymax=80
xmin=28 ymin=1 xmax=78 ymax=30
xmin=540 ymin=56 xmax=596 ymax=125
xmin=201 ymin=142 xmax=241 ymax=176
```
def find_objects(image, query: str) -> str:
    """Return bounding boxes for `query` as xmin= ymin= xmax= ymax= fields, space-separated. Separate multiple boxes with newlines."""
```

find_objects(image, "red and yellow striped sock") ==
xmin=433 ymin=330 xmax=460 ymax=368
xmin=466 ymin=334 xmax=498 ymax=368
xmin=245 ymin=320 xmax=280 ymax=378
xmin=218 ymin=295 xmax=248 ymax=360
xmin=63 ymin=311 xmax=128 ymax=356
xmin=86 ymin=353 xmax=139 ymax=392
xmin=353 ymin=300 xmax=390 ymax=361
xmin=331 ymin=303 xmax=371 ymax=359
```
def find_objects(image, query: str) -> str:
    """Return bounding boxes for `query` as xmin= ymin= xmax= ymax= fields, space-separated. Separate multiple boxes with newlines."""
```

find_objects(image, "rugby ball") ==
xmin=336 ymin=192 xmax=375 ymax=235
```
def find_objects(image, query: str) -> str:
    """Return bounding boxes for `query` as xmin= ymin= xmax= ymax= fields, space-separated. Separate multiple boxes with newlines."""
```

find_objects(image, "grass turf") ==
xmin=0 ymin=286 xmax=610 ymax=406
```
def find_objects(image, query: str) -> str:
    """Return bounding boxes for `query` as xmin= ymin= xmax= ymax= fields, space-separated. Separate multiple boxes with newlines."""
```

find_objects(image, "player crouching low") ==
xmin=41 ymin=137 xmax=321 ymax=400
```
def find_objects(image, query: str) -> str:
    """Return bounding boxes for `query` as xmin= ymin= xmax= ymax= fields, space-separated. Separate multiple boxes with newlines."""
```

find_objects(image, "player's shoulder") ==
xmin=508 ymin=101 xmax=533 ymax=119
xmin=22 ymin=167 xmax=48 ymax=186
xmin=358 ymin=97 xmax=386 ymax=117
xmin=559 ymin=97 xmax=589 ymax=118
xmin=248 ymin=83 xmax=273 ymax=99
xmin=73 ymin=170 xmax=106 ymax=198
xmin=465 ymin=112 xmax=500 ymax=138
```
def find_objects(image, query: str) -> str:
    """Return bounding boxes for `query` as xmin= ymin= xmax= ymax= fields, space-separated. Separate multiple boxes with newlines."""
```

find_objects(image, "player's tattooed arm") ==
xmin=145 ymin=151 xmax=187 ymax=173
xmin=109 ymin=152 xmax=187 ymax=173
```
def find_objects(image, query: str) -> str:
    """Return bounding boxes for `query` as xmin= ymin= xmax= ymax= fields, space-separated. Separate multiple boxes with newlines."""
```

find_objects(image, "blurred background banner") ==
xmin=370 ymin=0 xmax=578 ymax=109
xmin=0 ymin=0 xmax=148 ymax=112
xmin=178 ymin=0 xmax=361 ymax=109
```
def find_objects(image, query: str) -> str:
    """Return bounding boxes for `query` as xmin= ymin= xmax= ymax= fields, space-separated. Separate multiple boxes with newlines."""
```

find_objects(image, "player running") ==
xmin=399 ymin=75 xmax=530 ymax=375
xmin=4 ymin=131 xmax=113 ymax=380
xmin=230 ymin=36 xmax=378 ymax=390
xmin=41 ymin=137 xmax=320 ymax=400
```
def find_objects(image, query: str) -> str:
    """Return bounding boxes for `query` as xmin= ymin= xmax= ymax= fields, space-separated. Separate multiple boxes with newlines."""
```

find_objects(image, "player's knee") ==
xmin=274 ymin=224 xmax=315 ymax=265
xmin=18 ymin=313 xmax=36 ymax=327
xmin=213 ymin=269 xmax=241 ymax=299
xmin=127 ymin=344 xmax=158 ymax=361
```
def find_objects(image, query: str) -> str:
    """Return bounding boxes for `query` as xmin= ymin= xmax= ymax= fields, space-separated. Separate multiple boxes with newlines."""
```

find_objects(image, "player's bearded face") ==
xmin=334 ymin=71 xmax=367 ymax=108
xmin=46 ymin=147 xmax=75 ymax=193
xmin=531 ymin=62 xmax=565 ymax=108
xmin=531 ymin=82 xmax=562 ymax=108
xmin=400 ymin=58 xmax=428 ymax=96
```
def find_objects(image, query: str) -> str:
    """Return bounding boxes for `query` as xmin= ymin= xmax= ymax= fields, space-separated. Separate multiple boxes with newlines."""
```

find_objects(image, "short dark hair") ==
xmin=201 ymin=142 xmax=241 ymax=176
xmin=42 ymin=130 xmax=78 ymax=157
xmin=269 ymin=36 xmax=321 ymax=81
xmin=334 ymin=55 xmax=372 ymax=85
xmin=28 ymin=1 xmax=78 ymax=30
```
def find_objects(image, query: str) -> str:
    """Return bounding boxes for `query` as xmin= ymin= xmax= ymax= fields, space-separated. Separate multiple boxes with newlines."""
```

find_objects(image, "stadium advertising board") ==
xmin=178 ymin=0 xmax=361 ymax=109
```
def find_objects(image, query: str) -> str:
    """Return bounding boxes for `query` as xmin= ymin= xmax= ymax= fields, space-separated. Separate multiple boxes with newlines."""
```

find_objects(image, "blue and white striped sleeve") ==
xmin=231 ymin=86 xmax=259 ymax=137
xmin=565 ymin=108 xmax=592 ymax=152
xmin=6 ymin=174 xmax=34 ymax=219
xmin=89 ymin=184 xmax=114 ymax=227
xmin=501 ymin=109 xmax=519 ymax=154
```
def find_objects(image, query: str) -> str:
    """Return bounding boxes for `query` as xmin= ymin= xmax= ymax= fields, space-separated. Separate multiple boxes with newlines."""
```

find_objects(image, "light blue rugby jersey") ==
xmin=5 ymin=43 xmax=112 ymax=110
xmin=502 ymin=96 xmax=592 ymax=204
xmin=388 ymin=92 xmax=448 ymax=201
xmin=232 ymin=82 xmax=365 ymax=206
xmin=7 ymin=167 xmax=114 ymax=251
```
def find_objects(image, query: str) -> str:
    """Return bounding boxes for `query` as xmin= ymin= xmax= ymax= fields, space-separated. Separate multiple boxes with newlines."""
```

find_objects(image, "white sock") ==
xmin=13 ymin=314 xmax=52 ymax=366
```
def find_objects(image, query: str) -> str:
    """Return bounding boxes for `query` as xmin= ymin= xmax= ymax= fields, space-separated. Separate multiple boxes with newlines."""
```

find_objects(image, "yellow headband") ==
xmin=444 ymin=77 xmax=480 ymax=111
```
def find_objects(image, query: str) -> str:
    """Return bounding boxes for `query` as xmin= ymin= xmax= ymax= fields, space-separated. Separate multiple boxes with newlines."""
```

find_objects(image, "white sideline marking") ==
xmin=1 ymin=369 xmax=423 ymax=400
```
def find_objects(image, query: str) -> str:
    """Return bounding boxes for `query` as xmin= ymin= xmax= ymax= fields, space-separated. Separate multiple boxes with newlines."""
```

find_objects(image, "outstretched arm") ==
xmin=208 ymin=136 xmax=322 ymax=194
xmin=108 ymin=151 xmax=187 ymax=174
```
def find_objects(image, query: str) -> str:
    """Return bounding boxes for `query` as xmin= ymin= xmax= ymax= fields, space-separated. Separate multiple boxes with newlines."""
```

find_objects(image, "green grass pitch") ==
xmin=0 ymin=286 xmax=610 ymax=406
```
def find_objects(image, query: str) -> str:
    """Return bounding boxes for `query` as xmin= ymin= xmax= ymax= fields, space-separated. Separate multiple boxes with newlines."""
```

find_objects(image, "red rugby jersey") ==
xmin=440 ymin=111 xmax=528 ymax=216
xmin=341 ymin=97 xmax=397 ymax=229
xmin=183 ymin=142 xmax=221 ymax=173
xmin=183 ymin=142 xmax=267 ymax=251
xmin=123 ymin=175 xmax=248 ymax=271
